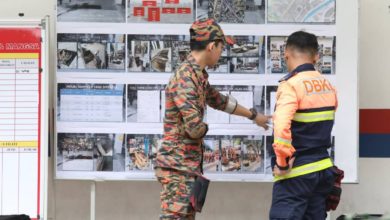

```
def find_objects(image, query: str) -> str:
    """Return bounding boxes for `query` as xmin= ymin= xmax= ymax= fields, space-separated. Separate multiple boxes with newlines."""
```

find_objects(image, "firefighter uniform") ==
xmin=270 ymin=63 xmax=338 ymax=219
xmin=155 ymin=18 xmax=235 ymax=219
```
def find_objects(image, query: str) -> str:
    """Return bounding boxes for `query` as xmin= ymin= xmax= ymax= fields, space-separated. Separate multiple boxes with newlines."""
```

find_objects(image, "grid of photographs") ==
xmin=57 ymin=133 xmax=266 ymax=173
xmin=57 ymin=34 xmax=336 ymax=74
xmin=57 ymin=0 xmax=336 ymax=24
xmin=57 ymin=0 xmax=335 ymax=24
xmin=57 ymin=34 xmax=126 ymax=71
xmin=56 ymin=83 xmax=268 ymax=124
xmin=57 ymin=33 xmax=336 ymax=74
xmin=127 ymin=34 xmax=266 ymax=74
xmin=56 ymin=0 xmax=338 ymax=180
xmin=268 ymin=36 xmax=336 ymax=74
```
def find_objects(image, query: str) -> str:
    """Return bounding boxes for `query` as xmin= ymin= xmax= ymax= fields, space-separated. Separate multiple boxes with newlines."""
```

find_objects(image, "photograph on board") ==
xmin=127 ymin=0 xmax=195 ymax=23
xmin=266 ymin=85 xmax=278 ymax=115
xmin=93 ymin=133 xmax=125 ymax=172
xmin=172 ymin=39 xmax=191 ymax=71
xmin=241 ymin=136 xmax=264 ymax=173
xmin=125 ymin=134 xmax=161 ymax=171
xmin=229 ymin=36 xmax=265 ymax=74
xmin=230 ymin=57 xmax=259 ymax=73
xmin=197 ymin=0 xmax=265 ymax=24
xmin=126 ymin=135 xmax=150 ymax=171
xmin=317 ymin=37 xmax=336 ymax=74
xmin=230 ymin=85 xmax=265 ymax=124
xmin=206 ymin=57 xmax=229 ymax=73
xmin=57 ymin=0 xmax=126 ymax=23
xmin=267 ymin=0 xmax=336 ymax=24
xmin=230 ymin=36 xmax=261 ymax=57
xmin=57 ymin=133 xmax=94 ymax=171
xmin=128 ymin=35 xmax=189 ymax=72
xmin=221 ymin=136 xmax=241 ymax=172
xmin=203 ymin=136 xmax=221 ymax=172
xmin=267 ymin=36 xmax=336 ymax=74
xmin=57 ymin=42 xmax=78 ymax=69
xmin=57 ymin=34 xmax=125 ymax=72
xmin=57 ymin=83 xmax=126 ymax=122
xmin=265 ymin=135 xmax=273 ymax=174
xmin=204 ymin=85 xmax=264 ymax=124
xmin=127 ymin=84 xmax=164 ymax=123
xmin=150 ymin=40 xmax=173 ymax=72
xmin=148 ymin=135 xmax=162 ymax=169
xmin=206 ymin=45 xmax=228 ymax=73
xmin=57 ymin=133 xmax=125 ymax=172
xmin=128 ymin=40 xmax=151 ymax=72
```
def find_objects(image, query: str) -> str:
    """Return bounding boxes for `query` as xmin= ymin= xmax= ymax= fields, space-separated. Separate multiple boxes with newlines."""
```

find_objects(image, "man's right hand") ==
xmin=273 ymin=156 xmax=295 ymax=176
xmin=254 ymin=114 xmax=272 ymax=130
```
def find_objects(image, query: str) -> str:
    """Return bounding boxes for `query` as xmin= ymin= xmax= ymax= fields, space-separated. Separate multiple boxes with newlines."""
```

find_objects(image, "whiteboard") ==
xmin=0 ymin=18 xmax=49 ymax=219
xmin=55 ymin=0 xmax=358 ymax=183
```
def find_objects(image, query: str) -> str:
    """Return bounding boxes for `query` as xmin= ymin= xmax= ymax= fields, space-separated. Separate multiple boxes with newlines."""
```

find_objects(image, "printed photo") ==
xmin=125 ymin=134 xmax=161 ymax=171
xmin=128 ymin=0 xmax=195 ymax=23
xmin=57 ymin=34 xmax=125 ymax=72
xmin=197 ymin=0 xmax=265 ymax=24
xmin=57 ymin=83 xmax=126 ymax=122
xmin=268 ymin=36 xmax=336 ymax=74
xmin=241 ymin=136 xmax=264 ymax=173
xmin=57 ymin=0 xmax=126 ymax=23
xmin=266 ymin=85 xmax=278 ymax=115
xmin=221 ymin=137 xmax=241 ymax=172
xmin=203 ymin=136 xmax=221 ymax=172
xmin=57 ymin=133 xmax=125 ymax=172
xmin=127 ymin=84 xmax=164 ymax=122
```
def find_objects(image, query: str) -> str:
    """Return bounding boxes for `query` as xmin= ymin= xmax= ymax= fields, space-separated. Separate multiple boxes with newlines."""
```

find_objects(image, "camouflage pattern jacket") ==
xmin=155 ymin=54 xmax=228 ymax=175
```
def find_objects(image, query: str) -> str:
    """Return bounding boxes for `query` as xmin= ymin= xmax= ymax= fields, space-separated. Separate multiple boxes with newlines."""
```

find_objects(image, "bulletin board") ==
xmin=55 ymin=0 xmax=358 ymax=182
xmin=0 ymin=18 xmax=49 ymax=219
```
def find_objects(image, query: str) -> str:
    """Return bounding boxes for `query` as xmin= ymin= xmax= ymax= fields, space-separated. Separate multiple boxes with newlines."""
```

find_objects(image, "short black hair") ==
xmin=190 ymin=39 xmax=224 ymax=51
xmin=286 ymin=31 xmax=319 ymax=56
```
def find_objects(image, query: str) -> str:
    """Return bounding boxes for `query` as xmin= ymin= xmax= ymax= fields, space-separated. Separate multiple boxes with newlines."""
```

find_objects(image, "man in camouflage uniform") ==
xmin=155 ymin=18 xmax=270 ymax=220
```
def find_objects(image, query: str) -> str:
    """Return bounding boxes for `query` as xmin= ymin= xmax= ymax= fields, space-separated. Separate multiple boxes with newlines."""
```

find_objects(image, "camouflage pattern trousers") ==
xmin=155 ymin=167 xmax=196 ymax=220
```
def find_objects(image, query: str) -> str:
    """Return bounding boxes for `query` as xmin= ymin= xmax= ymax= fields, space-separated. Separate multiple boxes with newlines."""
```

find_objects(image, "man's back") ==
xmin=274 ymin=67 xmax=337 ymax=167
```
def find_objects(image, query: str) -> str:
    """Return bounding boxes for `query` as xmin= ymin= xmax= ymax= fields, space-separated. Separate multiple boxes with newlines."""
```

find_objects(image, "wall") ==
xmin=1 ymin=0 xmax=390 ymax=219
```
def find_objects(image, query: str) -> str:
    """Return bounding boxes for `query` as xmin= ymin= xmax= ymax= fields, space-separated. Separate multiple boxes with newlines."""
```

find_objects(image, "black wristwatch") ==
xmin=248 ymin=108 xmax=257 ymax=120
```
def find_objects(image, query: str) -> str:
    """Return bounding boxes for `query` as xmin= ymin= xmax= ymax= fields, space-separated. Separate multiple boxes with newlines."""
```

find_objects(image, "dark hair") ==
xmin=286 ymin=31 xmax=319 ymax=56
xmin=190 ymin=39 xmax=224 ymax=51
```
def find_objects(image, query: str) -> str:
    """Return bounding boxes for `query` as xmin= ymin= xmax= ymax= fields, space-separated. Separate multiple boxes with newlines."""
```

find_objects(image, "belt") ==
xmin=274 ymin=158 xmax=333 ymax=181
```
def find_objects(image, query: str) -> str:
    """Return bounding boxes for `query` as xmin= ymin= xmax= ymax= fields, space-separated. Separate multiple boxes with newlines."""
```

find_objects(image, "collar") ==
xmin=279 ymin=63 xmax=316 ymax=82
xmin=186 ymin=53 xmax=209 ymax=82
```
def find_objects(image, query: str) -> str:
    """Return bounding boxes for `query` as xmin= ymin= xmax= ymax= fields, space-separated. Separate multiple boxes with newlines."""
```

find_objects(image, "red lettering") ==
xmin=303 ymin=80 xmax=313 ymax=93
xmin=312 ymin=80 xmax=322 ymax=92
xmin=321 ymin=79 xmax=331 ymax=91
